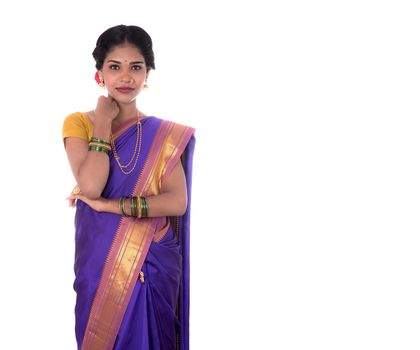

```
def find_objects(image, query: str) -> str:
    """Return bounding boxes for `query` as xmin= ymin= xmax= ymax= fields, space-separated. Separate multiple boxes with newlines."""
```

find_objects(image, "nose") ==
xmin=119 ymin=70 xmax=134 ymax=83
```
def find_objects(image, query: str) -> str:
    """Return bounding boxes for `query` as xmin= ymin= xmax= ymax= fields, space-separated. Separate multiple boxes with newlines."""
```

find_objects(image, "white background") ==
xmin=0 ymin=0 xmax=419 ymax=349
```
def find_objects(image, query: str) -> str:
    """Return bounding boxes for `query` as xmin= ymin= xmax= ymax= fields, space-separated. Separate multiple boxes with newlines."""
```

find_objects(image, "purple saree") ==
xmin=73 ymin=116 xmax=195 ymax=350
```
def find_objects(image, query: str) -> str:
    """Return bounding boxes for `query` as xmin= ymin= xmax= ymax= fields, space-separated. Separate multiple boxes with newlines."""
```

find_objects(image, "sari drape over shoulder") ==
xmin=65 ymin=115 xmax=195 ymax=350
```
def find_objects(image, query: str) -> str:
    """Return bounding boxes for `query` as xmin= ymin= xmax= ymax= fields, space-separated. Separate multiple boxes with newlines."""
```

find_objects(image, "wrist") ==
xmin=96 ymin=198 xmax=108 ymax=212
xmin=93 ymin=120 xmax=112 ymax=141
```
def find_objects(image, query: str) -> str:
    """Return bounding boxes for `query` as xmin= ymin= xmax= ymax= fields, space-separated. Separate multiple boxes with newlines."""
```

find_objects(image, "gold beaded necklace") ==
xmin=110 ymin=112 xmax=143 ymax=175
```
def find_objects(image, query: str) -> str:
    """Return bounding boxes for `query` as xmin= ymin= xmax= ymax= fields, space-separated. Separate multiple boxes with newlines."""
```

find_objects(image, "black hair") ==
xmin=92 ymin=25 xmax=155 ymax=71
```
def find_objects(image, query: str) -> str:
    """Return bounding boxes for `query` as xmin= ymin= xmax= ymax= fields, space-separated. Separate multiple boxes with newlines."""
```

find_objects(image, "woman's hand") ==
xmin=94 ymin=95 xmax=120 ymax=124
xmin=67 ymin=188 xmax=108 ymax=212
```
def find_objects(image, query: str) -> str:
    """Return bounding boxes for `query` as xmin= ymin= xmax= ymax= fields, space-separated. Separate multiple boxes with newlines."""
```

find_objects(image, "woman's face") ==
xmin=100 ymin=44 xmax=148 ymax=104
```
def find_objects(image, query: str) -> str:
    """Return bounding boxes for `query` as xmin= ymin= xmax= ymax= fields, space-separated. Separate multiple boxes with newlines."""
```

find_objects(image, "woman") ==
xmin=63 ymin=25 xmax=195 ymax=350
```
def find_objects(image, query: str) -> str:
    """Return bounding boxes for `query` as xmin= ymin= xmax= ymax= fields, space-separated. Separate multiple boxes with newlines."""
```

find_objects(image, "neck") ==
xmin=113 ymin=102 xmax=140 ymax=125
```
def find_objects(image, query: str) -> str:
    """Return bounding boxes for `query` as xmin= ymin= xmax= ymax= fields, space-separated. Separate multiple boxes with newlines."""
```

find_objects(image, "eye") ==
xmin=109 ymin=64 xmax=120 ymax=70
xmin=131 ymin=65 xmax=142 ymax=71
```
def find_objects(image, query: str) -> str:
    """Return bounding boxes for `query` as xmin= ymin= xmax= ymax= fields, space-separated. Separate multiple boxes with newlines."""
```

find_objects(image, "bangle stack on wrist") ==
xmin=118 ymin=196 xmax=149 ymax=218
xmin=88 ymin=137 xmax=111 ymax=154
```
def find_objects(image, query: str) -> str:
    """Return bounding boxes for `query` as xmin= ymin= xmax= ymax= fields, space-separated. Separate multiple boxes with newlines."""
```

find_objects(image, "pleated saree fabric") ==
xmin=64 ymin=114 xmax=195 ymax=350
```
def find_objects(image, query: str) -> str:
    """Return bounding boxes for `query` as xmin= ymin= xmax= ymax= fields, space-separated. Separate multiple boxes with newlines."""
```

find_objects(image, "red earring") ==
xmin=95 ymin=71 xmax=105 ymax=87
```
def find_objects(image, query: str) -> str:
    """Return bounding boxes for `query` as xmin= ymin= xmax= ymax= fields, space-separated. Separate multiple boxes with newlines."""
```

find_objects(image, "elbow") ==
xmin=76 ymin=173 xmax=104 ymax=199
xmin=175 ymin=196 xmax=188 ymax=216
xmin=78 ymin=183 xmax=102 ymax=200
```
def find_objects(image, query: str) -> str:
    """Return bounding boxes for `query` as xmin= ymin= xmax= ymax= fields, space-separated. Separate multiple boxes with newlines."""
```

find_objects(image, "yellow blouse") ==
xmin=62 ymin=112 xmax=94 ymax=142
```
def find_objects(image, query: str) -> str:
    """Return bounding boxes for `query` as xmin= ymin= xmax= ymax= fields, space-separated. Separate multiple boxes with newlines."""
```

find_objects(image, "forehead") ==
xmin=105 ymin=44 xmax=144 ymax=61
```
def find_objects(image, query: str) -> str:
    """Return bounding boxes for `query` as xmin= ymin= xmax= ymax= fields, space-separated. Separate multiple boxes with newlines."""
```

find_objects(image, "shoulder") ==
xmin=155 ymin=118 xmax=195 ymax=154
xmin=63 ymin=111 xmax=92 ymax=126
xmin=154 ymin=117 xmax=195 ymax=135
xmin=154 ymin=118 xmax=195 ymax=180
xmin=62 ymin=112 xmax=93 ymax=141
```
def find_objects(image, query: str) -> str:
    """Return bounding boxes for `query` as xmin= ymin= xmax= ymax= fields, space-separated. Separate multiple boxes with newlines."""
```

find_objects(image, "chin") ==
xmin=109 ymin=94 xmax=138 ymax=104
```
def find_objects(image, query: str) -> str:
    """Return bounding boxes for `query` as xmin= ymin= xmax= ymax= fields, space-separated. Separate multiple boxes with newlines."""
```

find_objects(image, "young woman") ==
xmin=63 ymin=25 xmax=195 ymax=350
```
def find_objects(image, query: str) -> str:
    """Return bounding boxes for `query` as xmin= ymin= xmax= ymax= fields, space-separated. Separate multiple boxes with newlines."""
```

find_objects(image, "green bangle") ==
xmin=89 ymin=141 xmax=111 ymax=151
xmin=119 ymin=196 xmax=128 ymax=217
xmin=88 ymin=145 xmax=110 ymax=154
xmin=140 ymin=196 xmax=148 ymax=218
xmin=130 ymin=196 xmax=137 ymax=217
xmin=90 ymin=137 xmax=111 ymax=146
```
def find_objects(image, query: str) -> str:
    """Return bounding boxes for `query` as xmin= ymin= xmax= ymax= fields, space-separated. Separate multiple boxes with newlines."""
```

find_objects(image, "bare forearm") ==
xmin=146 ymin=192 xmax=187 ymax=217
xmin=76 ymin=121 xmax=112 ymax=199
xmin=77 ymin=154 xmax=110 ymax=198
xmin=97 ymin=192 xmax=187 ymax=217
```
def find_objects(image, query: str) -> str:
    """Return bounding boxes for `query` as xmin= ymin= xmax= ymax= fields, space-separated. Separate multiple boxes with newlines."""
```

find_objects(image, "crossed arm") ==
xmin=65 ymin=135 xmax=188 ymax=217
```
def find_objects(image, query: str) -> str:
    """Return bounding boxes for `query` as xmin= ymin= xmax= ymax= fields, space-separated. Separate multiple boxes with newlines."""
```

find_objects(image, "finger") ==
xmin=77 ymin=194 xmax=88 ymax=203
xmin=110 ymin=96 xmax=119 ymax=106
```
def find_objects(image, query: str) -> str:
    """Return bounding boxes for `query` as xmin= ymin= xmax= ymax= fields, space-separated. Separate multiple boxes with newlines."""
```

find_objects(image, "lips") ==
xmin=116 ymin=87 xmax=135 ymax=94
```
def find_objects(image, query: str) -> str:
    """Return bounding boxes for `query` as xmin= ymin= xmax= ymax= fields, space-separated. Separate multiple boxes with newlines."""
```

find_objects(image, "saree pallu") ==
xmin=73 ymin=116 xmax=195 ymax=350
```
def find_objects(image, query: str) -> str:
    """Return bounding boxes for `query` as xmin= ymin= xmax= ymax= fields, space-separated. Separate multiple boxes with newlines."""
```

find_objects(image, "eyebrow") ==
xmin=106 ymin=60 xmax=145 ymax=64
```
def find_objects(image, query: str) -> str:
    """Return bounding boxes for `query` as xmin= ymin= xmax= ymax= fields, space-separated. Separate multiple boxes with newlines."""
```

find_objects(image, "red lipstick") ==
xmin=116 ymin=87 xmax=134 ymax=94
